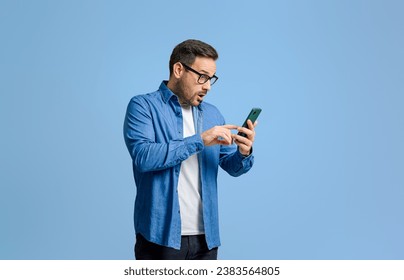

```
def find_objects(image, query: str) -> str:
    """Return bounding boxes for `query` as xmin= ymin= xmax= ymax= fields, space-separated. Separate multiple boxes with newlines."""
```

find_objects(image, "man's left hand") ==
xmin=232 ymin=119 xmax=257 ymax=156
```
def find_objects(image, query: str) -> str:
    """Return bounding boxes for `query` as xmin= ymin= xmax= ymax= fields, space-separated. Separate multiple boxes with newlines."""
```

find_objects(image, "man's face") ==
xmin=175 ymin=57 xmax=217 ymax=107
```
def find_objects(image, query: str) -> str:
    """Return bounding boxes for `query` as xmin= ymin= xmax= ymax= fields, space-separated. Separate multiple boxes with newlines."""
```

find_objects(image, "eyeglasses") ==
xmin=181 ymin=63 xmax=219 ymax=85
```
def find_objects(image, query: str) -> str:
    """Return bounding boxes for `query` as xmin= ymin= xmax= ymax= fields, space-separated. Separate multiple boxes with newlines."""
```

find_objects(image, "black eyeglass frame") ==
xmin=181 ymin=63 xmax=219 ymax=85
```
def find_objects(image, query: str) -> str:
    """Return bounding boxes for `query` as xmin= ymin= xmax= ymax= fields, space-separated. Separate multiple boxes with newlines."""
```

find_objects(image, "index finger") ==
xmin=247 ymin=119 xmax=258 ymax=129
xmin=222 ymin=124 xmax=239 ymax=130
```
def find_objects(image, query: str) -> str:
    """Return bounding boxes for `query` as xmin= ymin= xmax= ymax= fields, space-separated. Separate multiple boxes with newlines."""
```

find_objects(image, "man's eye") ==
xmin=200 ymin=75 xmax=209 ymax=82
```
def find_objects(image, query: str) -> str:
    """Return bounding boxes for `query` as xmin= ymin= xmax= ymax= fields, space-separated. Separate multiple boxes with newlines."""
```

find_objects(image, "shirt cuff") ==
xmin=238 ymin=147 xmax=253 ymax=159
xmin=184 ymin=134 xmax=204 ymax=155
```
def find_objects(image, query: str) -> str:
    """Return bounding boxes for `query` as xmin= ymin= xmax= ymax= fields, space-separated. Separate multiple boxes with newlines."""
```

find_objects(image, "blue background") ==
xmin=1 ymin=0 xmax=403 ymax=260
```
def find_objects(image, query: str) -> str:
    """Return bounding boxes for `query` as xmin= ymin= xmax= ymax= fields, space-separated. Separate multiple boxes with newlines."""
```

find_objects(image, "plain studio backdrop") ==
xmin=1 ymin=0 xmax=403 ymax=259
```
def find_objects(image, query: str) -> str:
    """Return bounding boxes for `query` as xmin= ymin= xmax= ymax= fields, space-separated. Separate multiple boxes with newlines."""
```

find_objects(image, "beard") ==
xmin=173 ymin=80 xmax=197 ymax=107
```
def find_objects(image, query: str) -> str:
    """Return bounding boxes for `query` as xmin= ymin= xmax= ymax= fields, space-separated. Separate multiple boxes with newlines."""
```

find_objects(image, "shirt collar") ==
xmin=159 ymin=80 xmax=204 ymax=111
xmin=159 ymin=81 xmax=176 ymax=104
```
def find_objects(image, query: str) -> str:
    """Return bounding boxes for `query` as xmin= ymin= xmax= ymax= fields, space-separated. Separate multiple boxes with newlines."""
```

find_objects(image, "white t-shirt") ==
xmin=178 ymin=106 xmax=204 ymax=235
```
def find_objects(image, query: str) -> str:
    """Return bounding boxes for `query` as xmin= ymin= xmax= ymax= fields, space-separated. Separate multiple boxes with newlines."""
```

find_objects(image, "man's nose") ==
xmin=202 ymin=80 xmax=211 ymax=91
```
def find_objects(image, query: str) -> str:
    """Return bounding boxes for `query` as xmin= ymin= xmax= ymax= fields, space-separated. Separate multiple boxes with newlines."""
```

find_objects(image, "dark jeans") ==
xmin=135 ymin=234 xmax=218 ymax=260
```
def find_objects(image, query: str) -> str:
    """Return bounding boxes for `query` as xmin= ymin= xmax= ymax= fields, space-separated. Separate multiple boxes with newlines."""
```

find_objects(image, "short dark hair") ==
xmin=169 ymin=39 xmax=219 ymax=76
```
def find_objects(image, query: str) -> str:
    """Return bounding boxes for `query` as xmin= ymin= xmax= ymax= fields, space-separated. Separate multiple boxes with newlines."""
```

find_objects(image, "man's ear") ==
xmin=172 ymin=62 xmax=184 ymax=79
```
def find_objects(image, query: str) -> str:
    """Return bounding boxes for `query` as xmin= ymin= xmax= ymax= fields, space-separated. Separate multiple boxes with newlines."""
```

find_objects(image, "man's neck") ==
xmin=167 ymin=79 xmax=190 ymax=107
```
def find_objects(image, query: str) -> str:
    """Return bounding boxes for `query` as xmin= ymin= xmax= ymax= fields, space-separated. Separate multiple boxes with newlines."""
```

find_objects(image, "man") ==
xmin=123 ymin=39 xmax=257 ymax=260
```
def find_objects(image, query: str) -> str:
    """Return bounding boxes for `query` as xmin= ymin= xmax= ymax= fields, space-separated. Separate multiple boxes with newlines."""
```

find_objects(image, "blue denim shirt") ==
xmin=123 ymin=81 xmax=254 ymax=249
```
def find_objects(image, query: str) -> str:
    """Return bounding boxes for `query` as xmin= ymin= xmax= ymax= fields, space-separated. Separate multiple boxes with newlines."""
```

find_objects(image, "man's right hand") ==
xmin=201 ymin=125 xmax=238 ymax=146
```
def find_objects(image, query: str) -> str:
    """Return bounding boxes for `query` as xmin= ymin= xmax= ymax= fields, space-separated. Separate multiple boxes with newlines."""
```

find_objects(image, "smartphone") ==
xmin=238 ymin=108 xmax=262 ymax=137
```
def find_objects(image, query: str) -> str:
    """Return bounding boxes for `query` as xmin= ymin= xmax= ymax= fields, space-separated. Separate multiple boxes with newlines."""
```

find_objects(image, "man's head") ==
xmin=167 ymin=39 xmax=219 ymax=107
xmin=169 ymin=39 xmax=219 ymax=77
